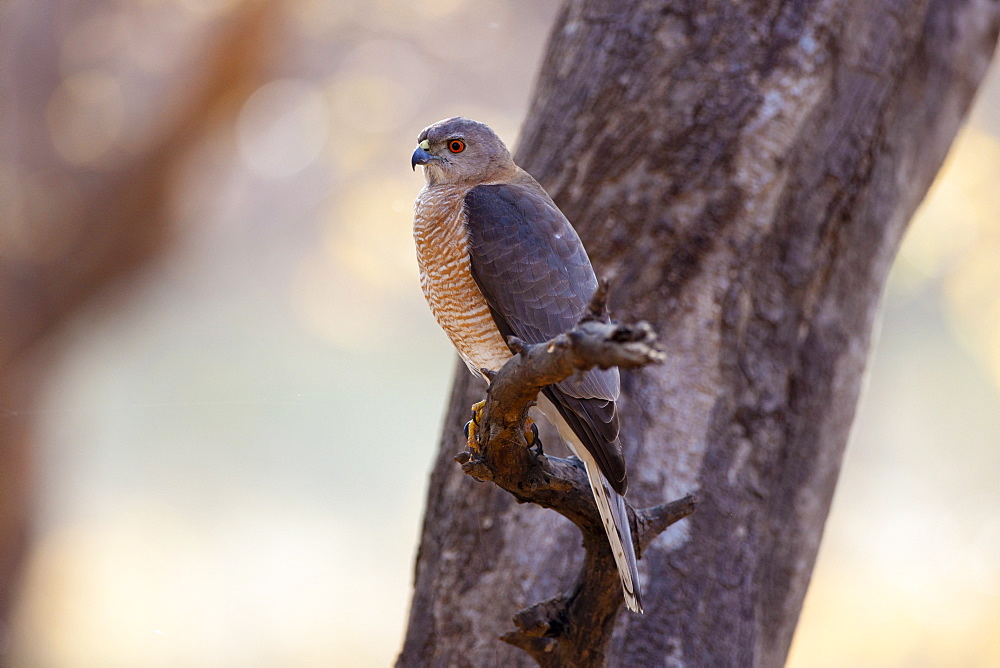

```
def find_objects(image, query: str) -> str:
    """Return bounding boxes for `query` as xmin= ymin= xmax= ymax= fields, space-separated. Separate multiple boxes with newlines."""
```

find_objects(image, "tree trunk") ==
xmin=398 ymin=0 xmax=999 ymax=665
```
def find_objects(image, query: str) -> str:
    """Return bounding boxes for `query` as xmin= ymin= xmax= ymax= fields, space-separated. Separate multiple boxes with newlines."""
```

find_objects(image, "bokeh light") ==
xmin=46 ymin=70 xmax=125 ymax=166
xmin=237 ymin=79 xmax=330 ymax=179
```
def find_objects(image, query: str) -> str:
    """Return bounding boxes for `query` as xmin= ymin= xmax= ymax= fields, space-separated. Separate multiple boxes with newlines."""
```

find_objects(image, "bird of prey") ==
xmin=411 ymin=117 xmax=642 ymax=614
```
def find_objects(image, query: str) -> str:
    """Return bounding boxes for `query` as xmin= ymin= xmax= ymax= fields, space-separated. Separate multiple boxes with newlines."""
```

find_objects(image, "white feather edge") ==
xmin=536 ymin=395 xmax=643 ymax=614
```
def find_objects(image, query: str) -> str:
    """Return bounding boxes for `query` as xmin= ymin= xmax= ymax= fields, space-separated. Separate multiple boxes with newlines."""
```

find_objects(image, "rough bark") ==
xmin=399 ymin=0 xmax=999 ymax=666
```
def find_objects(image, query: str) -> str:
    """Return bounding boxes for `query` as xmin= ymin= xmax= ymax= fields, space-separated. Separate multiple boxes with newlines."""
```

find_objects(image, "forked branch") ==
xmin=454 ymin=285 xmax=696 ymax=667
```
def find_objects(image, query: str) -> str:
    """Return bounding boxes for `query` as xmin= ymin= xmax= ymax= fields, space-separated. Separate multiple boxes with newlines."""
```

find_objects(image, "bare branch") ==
xmin=582 ymin=278 xmax=610 ymax=321
xmin=453 ymin=292 xmax=694 ymax=666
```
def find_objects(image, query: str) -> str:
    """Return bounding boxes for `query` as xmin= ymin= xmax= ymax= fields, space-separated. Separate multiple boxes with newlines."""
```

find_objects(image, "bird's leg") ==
xmin=464 ymin=400 xmax=487 ymax=453
xmin=464 ymin=401 xmax=542 ymax=456
xmin=525 ymin=418 xmax=543 ymax=457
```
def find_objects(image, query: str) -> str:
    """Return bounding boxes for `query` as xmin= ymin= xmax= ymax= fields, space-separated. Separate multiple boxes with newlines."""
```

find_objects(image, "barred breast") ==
xmin=413 ymin=185 xmax=511 ymax=378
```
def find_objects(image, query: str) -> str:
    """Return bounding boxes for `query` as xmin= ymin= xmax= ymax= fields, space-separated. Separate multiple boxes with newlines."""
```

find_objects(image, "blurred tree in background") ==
xmin=1 ymin=0 xmax=275 ymax=640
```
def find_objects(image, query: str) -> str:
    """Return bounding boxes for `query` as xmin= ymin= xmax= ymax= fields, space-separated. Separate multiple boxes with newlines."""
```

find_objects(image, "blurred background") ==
xmin=0 ymin=1 xmax=997 ymax=665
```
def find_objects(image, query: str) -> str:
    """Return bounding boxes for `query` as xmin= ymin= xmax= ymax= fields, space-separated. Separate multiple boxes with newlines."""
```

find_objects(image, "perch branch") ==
xmin=454 ymin=286 xmax=696 ymax=667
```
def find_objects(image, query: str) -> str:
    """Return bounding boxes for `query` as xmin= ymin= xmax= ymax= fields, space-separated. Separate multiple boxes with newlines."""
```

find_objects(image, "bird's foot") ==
xmin=524 ymin=418 xmax=543 ymax=457
xmin=464 ymin=400 xmax=486 ymax=452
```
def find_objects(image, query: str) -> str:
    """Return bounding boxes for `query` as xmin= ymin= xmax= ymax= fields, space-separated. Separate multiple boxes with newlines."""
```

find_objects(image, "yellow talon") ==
xmin=524 ymin=417 xmax=542 ymax=455
xmin=523 ymin=416 xmax=535 ymax=442
xmin=464 ymin=400 xmax=486 ymax=452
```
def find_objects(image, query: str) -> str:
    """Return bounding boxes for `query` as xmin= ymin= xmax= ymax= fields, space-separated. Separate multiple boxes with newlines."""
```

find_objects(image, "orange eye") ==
xmin=448 ymin=139 xmax=466 ymax=153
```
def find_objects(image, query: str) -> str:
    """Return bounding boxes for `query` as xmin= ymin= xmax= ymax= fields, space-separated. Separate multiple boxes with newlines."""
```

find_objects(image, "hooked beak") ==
xmin=411 ymin=139 xmax=436 ymax=171
xmin=411 ymin=147 xmax=433 ymax=171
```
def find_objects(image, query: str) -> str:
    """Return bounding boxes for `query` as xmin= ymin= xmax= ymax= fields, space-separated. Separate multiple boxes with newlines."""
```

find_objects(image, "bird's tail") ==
xmin=579 ymin=451 xmax=643 ymax=614
xmin=535 ymin=396 xmax=643 ymax=613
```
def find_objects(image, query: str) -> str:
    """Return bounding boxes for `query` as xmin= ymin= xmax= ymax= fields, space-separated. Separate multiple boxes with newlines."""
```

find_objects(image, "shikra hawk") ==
xmin=411 ymin=117 xmax=642 ymax=613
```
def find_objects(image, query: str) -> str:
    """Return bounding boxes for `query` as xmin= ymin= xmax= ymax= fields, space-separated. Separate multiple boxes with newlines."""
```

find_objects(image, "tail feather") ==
xmin=581 ymin=455 xmax=643 ymax=614
xmin=536 ymin=396 xmax=643 ymax=613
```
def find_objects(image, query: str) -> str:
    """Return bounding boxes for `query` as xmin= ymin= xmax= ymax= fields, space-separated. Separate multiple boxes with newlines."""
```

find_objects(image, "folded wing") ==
xmin=463 ymin=181 xmax=628 ymax=494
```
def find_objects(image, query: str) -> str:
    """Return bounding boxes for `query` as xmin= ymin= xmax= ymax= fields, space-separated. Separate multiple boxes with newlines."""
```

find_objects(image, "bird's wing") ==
xmin=463 ymin=181 xmax=628 ymax=493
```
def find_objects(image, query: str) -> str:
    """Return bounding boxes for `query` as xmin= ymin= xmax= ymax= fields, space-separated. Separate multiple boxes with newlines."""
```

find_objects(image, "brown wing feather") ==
xmin=463 ymin=180 xmax=628 ymax=493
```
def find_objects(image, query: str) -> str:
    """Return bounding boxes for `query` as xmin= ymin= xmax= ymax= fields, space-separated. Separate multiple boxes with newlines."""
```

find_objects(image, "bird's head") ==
xmin=411 ymin=117 xmax=516 ymax=186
